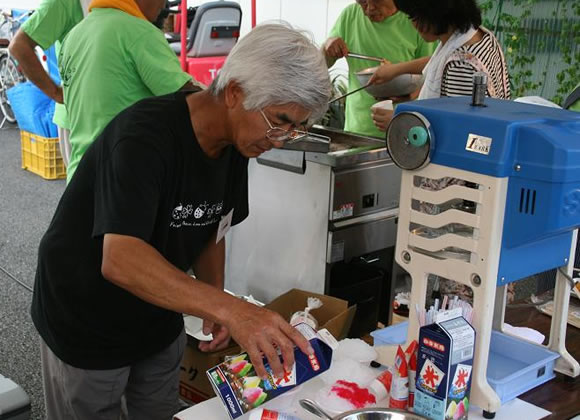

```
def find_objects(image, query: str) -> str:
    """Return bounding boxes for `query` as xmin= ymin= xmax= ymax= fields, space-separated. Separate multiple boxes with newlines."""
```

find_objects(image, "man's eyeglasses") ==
xmin=259 ymin=109 xmax=309 ymax=143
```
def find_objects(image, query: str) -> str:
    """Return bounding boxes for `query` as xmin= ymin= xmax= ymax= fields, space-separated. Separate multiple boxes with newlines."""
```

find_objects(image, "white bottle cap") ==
xmin=369 ymin=369 xmax=393 ymax=401
xmin=248 ymin=409 xmax=266 ymax=420
xmin=370 ymin=379 xmax=388 ymax=401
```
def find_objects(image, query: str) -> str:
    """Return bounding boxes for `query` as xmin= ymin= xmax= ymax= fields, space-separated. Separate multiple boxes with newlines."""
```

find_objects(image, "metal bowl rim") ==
xmin=332 ymin=406 xmax=430 ymax=420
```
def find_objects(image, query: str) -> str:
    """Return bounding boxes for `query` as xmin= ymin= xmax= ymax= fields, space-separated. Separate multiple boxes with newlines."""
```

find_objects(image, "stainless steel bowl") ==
xmin=334 ymin=409 xmax=431 ymax=420
xmin=300 ymin=399 xmax=430 ymax=420
xmin=356 ymin=66 xmax=425 ymax=99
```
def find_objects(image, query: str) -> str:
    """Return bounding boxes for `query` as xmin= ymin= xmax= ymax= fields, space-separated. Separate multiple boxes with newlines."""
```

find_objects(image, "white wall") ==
xmin=0 ymin=0 xmax=354 ymax=46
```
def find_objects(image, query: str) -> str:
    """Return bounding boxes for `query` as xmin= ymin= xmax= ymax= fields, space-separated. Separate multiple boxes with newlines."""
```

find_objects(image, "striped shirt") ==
xmin=441 ymin=31 xmax=511 ymax=99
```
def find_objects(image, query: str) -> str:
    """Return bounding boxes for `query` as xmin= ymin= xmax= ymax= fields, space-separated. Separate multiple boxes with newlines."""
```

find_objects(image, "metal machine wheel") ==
xmin=386 ymin=111 xmax=434 ymax=170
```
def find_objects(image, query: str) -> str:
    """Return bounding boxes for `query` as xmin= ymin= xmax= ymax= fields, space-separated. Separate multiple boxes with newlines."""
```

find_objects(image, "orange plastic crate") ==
xmin=20 ymin=130 xmax=66 ymax=180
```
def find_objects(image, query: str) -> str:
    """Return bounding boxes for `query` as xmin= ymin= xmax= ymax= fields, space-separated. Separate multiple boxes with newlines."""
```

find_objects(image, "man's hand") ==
xmin=371 ymin=107 xmax=394 ymax=131
xmin=226 ymin=301 xmax=313 ymax=380
xmin=324 ymin=37 xmax=349 ymax=59
xmin=198 ymin=320 xmax=231 ymax=352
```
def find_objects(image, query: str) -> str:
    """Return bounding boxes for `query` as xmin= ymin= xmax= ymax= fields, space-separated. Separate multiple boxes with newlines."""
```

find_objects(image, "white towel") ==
xmin=418 ymin=27 xmax=478 ymax=100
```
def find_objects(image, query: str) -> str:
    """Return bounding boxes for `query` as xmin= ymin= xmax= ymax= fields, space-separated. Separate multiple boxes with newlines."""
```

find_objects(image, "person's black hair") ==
xmin=394 ymin=0 xmax=482 ymax=35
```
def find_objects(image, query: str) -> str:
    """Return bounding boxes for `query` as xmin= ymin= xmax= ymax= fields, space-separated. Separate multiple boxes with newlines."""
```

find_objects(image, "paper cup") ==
xmin=371 ymin=99 xmax=394 ymax=111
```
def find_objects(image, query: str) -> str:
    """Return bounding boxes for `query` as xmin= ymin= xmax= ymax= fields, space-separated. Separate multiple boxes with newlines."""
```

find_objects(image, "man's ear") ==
xmin=224 ymin=80 xmax=244 ymax=109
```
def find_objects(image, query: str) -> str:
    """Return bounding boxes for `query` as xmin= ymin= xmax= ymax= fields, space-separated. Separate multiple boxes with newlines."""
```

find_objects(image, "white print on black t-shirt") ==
xmin=170 ymin=201 xmax=224 ymax=228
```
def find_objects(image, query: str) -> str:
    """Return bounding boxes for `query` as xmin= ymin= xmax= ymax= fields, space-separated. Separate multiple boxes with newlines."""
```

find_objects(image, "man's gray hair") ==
xmin=210 ymin=23 xmax=331 ymax=123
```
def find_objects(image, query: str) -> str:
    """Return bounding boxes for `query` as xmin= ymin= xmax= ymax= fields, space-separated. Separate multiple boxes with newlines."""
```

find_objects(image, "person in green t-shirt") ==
xmin=10 ymin=0 xmax=90 ymax=167
xmin=59 ymin=0 xmax=196 ymax=183
xmin=324 ymin=0 xmax=435 ymax=138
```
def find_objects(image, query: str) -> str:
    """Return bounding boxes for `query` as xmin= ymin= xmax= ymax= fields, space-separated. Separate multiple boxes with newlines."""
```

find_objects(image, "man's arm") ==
xmin=193 ymin=231 xmax=225 ymax=290
xmin=101 ymin=233 xmax=313 ymax=379
xmin=191 ymin=232 xmax=230 ymax=351
xmin=9 ymin=30 xmax=63 ymax=103
xmin=369 ymin=56 xmax=430 ymax=85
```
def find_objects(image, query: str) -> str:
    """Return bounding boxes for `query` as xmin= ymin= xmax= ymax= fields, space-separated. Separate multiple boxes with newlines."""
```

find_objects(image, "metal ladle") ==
xmin=300 ymin=399 xmax=334 ymax=420
xmin=346 ymin=52 xmax=384 ymax=63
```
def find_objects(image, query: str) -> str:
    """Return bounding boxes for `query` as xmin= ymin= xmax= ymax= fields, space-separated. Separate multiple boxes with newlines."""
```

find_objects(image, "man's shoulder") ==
xmin=111 ymin=94 xmax=182 ymax=132
xmin=22 ymin=0 xmax=83 ymax=39
xmin=63 ymin=9 xmax=162 ymax=51
xmin=384 ymin=11 xmax=415 ymax=31
xmin=72 ymin=8 xmax=157 ymax=34
xmin=336 ymin=3 xmax=362 ymax=23
xmin=27 ymin=0 xmax=80 ymax=19
xmin=95 ymin=9 xmax=160 ymax=33
xmin=330 ymin=3 xmax=363 ymax=38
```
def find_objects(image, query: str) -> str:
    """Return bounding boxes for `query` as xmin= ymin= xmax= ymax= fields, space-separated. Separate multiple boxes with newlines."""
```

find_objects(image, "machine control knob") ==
xmin=408 ymin=126 xmax=428 ymax=147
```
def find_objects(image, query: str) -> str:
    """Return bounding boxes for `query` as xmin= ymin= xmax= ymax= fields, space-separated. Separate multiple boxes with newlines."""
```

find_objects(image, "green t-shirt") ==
xmin=21 ymin=0 xmax=84 ymax=129
xmin=60 ymin=8 xmax=192 ymax=182
xmin=329 ymin=4 xmax=436 ymax=137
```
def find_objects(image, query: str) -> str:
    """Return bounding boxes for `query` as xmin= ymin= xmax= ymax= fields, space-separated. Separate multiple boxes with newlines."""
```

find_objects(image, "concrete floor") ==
xmin=0 ymin=126 xmax=65 ymax=419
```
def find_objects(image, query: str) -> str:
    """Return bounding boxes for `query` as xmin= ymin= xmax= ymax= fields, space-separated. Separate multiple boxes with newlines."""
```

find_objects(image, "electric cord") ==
xmin=0 ymin=265 xmax=33 ymax=293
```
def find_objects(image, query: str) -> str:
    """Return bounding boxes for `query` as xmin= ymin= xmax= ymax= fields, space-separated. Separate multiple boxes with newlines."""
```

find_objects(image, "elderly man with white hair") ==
xmin=31 ymin=23 xmax=331 ymax=420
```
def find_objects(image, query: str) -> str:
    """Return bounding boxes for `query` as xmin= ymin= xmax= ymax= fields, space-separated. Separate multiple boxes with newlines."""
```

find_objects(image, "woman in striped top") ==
xmin=370 ymin=0 xmax=510 ymax=131
xmin=370 ymin=0 xmax=514 ymax=305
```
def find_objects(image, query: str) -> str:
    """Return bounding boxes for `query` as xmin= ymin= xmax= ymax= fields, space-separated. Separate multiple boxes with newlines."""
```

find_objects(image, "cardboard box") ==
xmin=207 ymin=323 xmax=333 ymax=419
xmin=414 ymin=317 xmax=475 ymax=420
xmin=265 ymin=288 xmax=356 ymax=340
xmin=179 ymin=289 xmax=355 ymax=404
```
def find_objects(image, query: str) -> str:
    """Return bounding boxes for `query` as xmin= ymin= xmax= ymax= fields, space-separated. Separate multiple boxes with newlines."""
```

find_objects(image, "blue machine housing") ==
xmin=395 ymin=97 xmax=580 ymax=284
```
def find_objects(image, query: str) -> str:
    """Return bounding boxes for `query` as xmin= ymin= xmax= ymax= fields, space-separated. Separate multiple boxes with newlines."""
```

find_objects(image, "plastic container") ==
xmin=486 ymin=330 xmax=559 ymax=404
xmin=370 ymin=321 xmax=408 ymax=346
xmin=20 ymin=130 xmax=66 ymax=180
xmin=372 ymin=325 xmax=560 ymax=404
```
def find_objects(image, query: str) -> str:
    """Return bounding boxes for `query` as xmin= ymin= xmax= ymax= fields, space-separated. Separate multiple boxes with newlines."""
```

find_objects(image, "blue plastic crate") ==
xmin=487 ymin=330 xmax=559 ymax=404
xmin=370 ymin=321 xmax=408 ymax=346
xmin=371 ymin=325 xmax=559 ymax=404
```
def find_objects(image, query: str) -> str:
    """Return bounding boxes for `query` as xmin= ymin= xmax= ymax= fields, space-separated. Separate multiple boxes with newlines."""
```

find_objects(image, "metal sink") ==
xmin=258 ymin=125 xmax=390 ymax=172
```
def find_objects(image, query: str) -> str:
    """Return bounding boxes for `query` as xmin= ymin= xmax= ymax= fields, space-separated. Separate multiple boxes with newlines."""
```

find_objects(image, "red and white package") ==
xmin=405 ymin=340 xmax=418 ymax=411
xmin=369 ymin=368 xmax=393 ymax=401
xmin=388 ymin=345 xmax=409 ymax=410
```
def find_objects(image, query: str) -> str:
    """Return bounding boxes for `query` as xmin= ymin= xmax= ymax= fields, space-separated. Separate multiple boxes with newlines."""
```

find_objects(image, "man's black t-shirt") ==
xmin=32 ymin=91 xmax=249 ymax=369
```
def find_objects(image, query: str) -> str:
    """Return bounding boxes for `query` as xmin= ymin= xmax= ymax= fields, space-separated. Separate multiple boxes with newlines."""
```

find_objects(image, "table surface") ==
xmin=175 ymin=306 xmax=580 ymax=420
xmin=506 ymin=306 xmax=580 ymax=419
